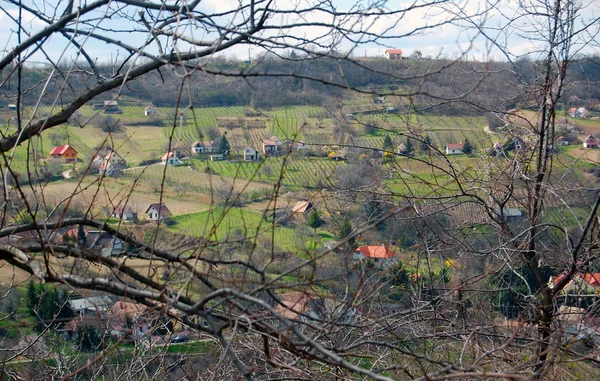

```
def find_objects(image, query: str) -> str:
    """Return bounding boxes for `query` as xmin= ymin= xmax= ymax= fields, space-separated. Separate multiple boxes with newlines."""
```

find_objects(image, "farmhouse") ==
xmin=384 ymin=49 xmax=403 ymax=59
xmin=274 ymin=292 xmax=326 ymax=321
xmin=145 ymin=203 xmax=171 ymax=221
xmin=583 ymin=135 xmax=598 ymax=149
xmin=85 ymin=231 xmax=126 ymax=257
xmin=50 ymin=144 xmax=78 ymax=162
xmin=445 ymin=142 xmax=464 ymax=155
xmin=98 ymin=150 xmax=126 ymax=175
xmin=292 ymin=201 xmax=313 ymax=215
xmin=243 ymin=146 xmax=260 ymax=161
xmin=110 ymin=204 xmax=136 ymax=221
xmin=262 ymin=135 xmax=283 ymax=156
xmin=69 ymin=296 xmax=113 ymax=315
xmin=550 ymin=272 xmax=600 ymax=294
xmin=353 ymin=245 xmax=398 ymax=267
xmin=8 ymin=104 xmax=17 ymax=110
xmin=161 ymin=151 xmax=182 ymax=165
xmin=144 ymin=105 xmax=156 ymax=116
xmin=293 ymin=141 xmax=311 ymax=152
xmin=191 ymin=140 xmax=220 ymax=154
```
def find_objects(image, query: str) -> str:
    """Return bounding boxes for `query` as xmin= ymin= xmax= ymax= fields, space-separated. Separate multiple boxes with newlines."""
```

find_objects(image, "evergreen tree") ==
xmin=307 ymin=208 xmax=322 ymax=231
xmin=463 ymin=138 xmax=473 ymax=154
xmin=337 ymin=217 xmax=356 ymax=247
xmin=383 ymin=135 xmax=393 ymax=151
xmin=27 ymin=280 xmax=39 ymax=316
xmin=404 ymin=137 xmax=414 ymax=156
xmin=420 ymin=135 xmax=432 ymax=154
xmin=219 ymin=133 xmax=231 ymax=158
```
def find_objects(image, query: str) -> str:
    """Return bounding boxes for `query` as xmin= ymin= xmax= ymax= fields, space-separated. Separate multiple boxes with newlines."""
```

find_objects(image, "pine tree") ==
xmin=405 ymin=138 xmax=414 ymax=156
xmin=219 ymin=133 xmax=231 ymax=158
xmin=463 ymin=138 xmax=473 ymax=154
xmin=307 ymin=208 xmax=322 ymax=231
xmin=27 ymin=280 xmax=39 ymax=316
xmin=383 ymin=135 xmax=393 ymax=151
xmin=420 ymin=135 xmax=432 ymax=154
xmin=337 ymin=217 xmax=356 ymax=247
xmin=77 ymin=224 xmax=87 ymax=247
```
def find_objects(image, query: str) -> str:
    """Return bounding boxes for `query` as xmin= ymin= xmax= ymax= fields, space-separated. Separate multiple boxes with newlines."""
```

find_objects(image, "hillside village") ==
xmin=2 ymin=51 xmax=600 ymax=377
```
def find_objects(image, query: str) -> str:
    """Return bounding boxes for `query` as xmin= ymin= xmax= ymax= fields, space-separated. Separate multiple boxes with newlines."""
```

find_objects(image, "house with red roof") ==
xmin=292 ymin=200 xmax=313 ymax=215
xmin=445 ymin=142 xmax=464 ymax=155
xmin=50 ymin=144 xmax=78 ymax=162
xmin=549 ymin=272 xmax=600 ymax=294
xmin=583 ymin=135 xmax=598 ymax=149
xmin=161 ymin=151 xmax=182 ymax=165
xmin=384 ymin=49 xmax=403 ymax=60
xmin=354 ymin=245 xmax=399 ymax=267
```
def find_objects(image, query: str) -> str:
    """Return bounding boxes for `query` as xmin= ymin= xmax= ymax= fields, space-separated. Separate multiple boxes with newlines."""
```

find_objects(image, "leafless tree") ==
xmin=1 ymin=0 xmax=600 ymax=380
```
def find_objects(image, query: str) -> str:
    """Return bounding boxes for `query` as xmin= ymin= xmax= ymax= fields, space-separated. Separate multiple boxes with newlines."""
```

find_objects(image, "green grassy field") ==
xmin=169 ymin=206 xmax=298 ymax=251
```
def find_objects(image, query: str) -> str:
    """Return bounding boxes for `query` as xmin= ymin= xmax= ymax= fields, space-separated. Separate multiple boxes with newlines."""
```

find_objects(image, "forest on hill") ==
xmin=3 ymin=55 xmax=600 ymax=114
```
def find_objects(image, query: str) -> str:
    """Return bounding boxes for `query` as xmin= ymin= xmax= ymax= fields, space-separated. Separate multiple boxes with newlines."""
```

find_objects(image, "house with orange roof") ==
xmin=354 ymin=245 xmax=399 ymax=267
xmin=50 ymin=144 xmax=78 ymax=162
xmin=384 ymin=49 xmax=403 ymax=60
xmin=549 ymin=272 xmax=600 ymax=294
xmin=445 ymin=142 xmax=464 ymax=155
xmin=161 ymin=151 xmax=182 ymax=165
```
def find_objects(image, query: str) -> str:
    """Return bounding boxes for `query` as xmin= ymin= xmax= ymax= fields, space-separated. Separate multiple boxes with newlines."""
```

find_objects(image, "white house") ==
xmin=98 ymin=150 xmax=126 ymax=176
xmin=243 ymin=146 xmax=260 ymax=161
xmin=161 ymin=151 xmax=182 ymax=165
xmin=145 ymin=203 xmax=171 ymax=221
xmin=191 ymin=140 xmax=220 ymax=154
xmin=110 ymin=204 xmax=136 ymax=221
xmin=144 ymin=105 xmax=156 ymax=116
xmin=445 ymin=143 xmax=464 ymax=155
xmin=384 ymin=49 xmax=403 ymax=59
xmin=69 ymin=296 xmax=113 ymax=315
xmin=85 ymin=231 xmax=126 ymax=257
xmin=583 ymin=135 xmax=598 ymax=149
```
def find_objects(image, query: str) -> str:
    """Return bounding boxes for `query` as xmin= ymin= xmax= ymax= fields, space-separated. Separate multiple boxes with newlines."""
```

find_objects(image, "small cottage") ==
xmin=243 ymin=146 xmax=260 ymax=161
xmin=145 ymin=203 xmax=172 ymax=221
xmin=262 ymin=135 xmax=283 ymax=156
xmin=445 ymin=143 xmax=464 ymax=155
xmin=354 ymin=245 xmax=398 ymax=267
xmin=144 ymin=105 xmax=156 ymax=116
xmin=161 ymin=151 xmax=182 ymax=165
xmin=583 ymin=135 xmax=598 ymax=149
xmin=50 ymin=144 xmax=78 ymax=162
xmin=292 ymin=201 xmax=313 ymax=215
xmin=111 ymin=204 xmax=136 ymax=221
xmin=384 ymin=49 xmax=403 ymax=59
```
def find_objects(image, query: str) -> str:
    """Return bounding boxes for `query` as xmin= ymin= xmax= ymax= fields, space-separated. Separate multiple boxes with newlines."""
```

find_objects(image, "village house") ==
xmin=384 ymin=48 xmax=403 ymax=60
xmin=292 ymin=200 xmax=313 ymax=216
xmin=50 ymin=144 xmax=78 ymax=162
xmin=145 ymin=203 xmax=172 ymax=221
xmin=108 ymin=301 xmax=156 ymax=338
xmin=98 ymin=150 xmax=126 ymax=176
xmin=110 ymin=204 xmax=136 ymax=221
xmin=262 ymin=135 xmax=283 ymax=156
xmin=569 ymin=107 xmax=590 ymax=118
xmin=191 ymin=140 xmax=220 ymax=154
xmin=69 ymin=296 xmax=113 ymax=315
xmin=144 ymin=105 xmax=156 ymax=116
xmin=161 ymin=151 xmax=182 ymax=165
xmin=292 ymin=141 xmax=311 ymax=152
xmin=243 ymin=146 xmax=260 ymax=161
xmin=445 ymin=142 xmax=464 ymax=155
xmin=274 ymin=292 xmax=356 ymax=324
xmin=583 ymin=135 xmax=598 ymax=148
xmin=85 ymin=230 xmax=126 ymax=257
xmin=353 ymin=245 xmax=398 ymax=267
